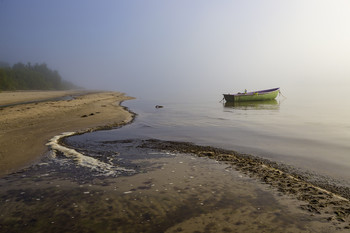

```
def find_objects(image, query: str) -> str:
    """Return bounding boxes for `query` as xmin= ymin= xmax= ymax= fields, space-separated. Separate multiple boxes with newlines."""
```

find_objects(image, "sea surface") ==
xmin=71 ymin=84 xmax=350 ymax=186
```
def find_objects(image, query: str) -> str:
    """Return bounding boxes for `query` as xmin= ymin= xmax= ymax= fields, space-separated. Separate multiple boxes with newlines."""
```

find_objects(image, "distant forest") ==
xmin=0 ymin=62 xmax=78 ymax=91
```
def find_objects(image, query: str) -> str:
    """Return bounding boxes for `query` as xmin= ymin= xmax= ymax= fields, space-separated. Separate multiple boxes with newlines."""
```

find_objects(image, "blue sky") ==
xmin=1 ymin=0 xmax=350 ymax=99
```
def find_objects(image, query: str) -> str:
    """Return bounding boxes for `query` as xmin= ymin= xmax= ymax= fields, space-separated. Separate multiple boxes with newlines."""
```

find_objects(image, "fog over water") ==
xmin=1 ymin=1 xmax=350 ymax=180
xmin=1 ymin=0 xmax=350 ymax=100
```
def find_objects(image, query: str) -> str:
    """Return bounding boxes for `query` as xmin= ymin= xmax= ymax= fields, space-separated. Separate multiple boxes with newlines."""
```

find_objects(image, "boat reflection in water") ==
xmin=224 ymin=99 xmax=279 ymax=110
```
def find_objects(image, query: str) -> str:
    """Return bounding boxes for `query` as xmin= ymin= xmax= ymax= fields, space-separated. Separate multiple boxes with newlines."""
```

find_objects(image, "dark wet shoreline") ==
xmin=55 ymin=135 xmax=350 ymax=227
xmin=138 ymin=139 xmax=350 ymax=225
xmin=139 ymin=139 xmax=350 ymax=200
xmin=1 ymin=136 xmax=350 ymax=232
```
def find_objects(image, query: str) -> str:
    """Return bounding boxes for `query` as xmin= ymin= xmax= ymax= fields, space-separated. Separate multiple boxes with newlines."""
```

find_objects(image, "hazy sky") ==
xmin=1 ymin=0 xmax=350 ymax=99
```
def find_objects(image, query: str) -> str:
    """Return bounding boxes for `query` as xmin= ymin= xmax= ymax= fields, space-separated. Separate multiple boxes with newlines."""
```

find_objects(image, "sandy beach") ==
xmin=0 ymin=90 xmax=134 ymax=177
xmin=0 ymin=90 xmax=349 ymax=232
xmin=0 ymin=90 xmax=85 ymax=106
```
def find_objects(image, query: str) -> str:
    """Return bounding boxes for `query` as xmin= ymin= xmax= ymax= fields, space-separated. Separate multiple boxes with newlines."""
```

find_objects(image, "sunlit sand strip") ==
xmin=46 ymin=132 xmax=135 ymax=176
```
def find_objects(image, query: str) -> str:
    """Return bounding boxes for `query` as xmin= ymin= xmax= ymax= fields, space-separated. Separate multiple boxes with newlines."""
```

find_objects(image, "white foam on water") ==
xmin=46 ymin=132 xmax=135 ymax=176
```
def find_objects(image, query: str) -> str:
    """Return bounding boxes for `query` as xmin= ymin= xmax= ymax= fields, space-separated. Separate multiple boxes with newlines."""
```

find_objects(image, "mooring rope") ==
xmin=279 ymin=90 xmax=287 ymax=98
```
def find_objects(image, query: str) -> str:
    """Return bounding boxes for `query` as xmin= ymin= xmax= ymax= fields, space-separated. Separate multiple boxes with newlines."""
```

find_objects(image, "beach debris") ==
xmin=81 ymin=112 xmax=95 ymax=118
xmin=199 ymin=151 xmax=215 ymax=157
xmin=155 ymin=105 xmax=163 ymax=108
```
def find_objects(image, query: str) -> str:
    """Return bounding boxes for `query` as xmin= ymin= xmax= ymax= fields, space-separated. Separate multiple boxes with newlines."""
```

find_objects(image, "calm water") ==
xmin=1 ymin=85 xmax=349 ymax=232
xmin=79 ymin=84 xmax=350 ymax=184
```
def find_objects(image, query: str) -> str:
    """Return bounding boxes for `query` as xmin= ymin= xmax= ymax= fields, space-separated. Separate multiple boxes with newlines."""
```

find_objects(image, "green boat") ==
xmin=223 ymin=88 xmax=280 ymax=102
xmin=224 ymin=99 xmax=279 ymax=110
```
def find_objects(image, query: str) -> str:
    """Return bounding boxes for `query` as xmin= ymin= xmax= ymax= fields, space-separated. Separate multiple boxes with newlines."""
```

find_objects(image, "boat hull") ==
xmin=223 ymin=88 xmax=279 ymax=102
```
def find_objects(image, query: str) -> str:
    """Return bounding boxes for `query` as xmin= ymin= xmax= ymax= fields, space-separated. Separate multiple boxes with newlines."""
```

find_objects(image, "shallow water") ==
xmin=0 ymin=139 xmax=344 ymax=232
xmin=74 ymin=85 xmax=350 ymax=186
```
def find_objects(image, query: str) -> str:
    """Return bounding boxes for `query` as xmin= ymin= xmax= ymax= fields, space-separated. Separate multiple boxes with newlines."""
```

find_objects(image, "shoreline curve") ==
xmin=0 ymin=90 xmax=135 ymax=177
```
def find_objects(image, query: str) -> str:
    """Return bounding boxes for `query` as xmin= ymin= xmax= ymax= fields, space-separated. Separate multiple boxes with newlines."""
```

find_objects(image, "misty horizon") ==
xmin=1 ymin=0 xmax=350 ymax=100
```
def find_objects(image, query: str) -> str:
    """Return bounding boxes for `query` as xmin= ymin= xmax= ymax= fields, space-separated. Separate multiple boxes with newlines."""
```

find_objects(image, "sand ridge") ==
xmin=0 ymin=91 xmax=135 ymax=177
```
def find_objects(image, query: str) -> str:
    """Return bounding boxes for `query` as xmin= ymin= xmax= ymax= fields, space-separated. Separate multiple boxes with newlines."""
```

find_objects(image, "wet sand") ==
xmin=0 ymin=91 xmax=349 ymax=232
xmin=0 ymin=90 xmax=134 ymax=176
xmin=1 ymin=138 xmax=349 ymax=232
xmin=140 ymin=139 xmax=350 ymax=229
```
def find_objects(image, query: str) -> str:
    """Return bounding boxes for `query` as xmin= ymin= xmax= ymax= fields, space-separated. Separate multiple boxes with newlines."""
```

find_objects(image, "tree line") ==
xmin=0 ymin=62 xmax=78 ymax=91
